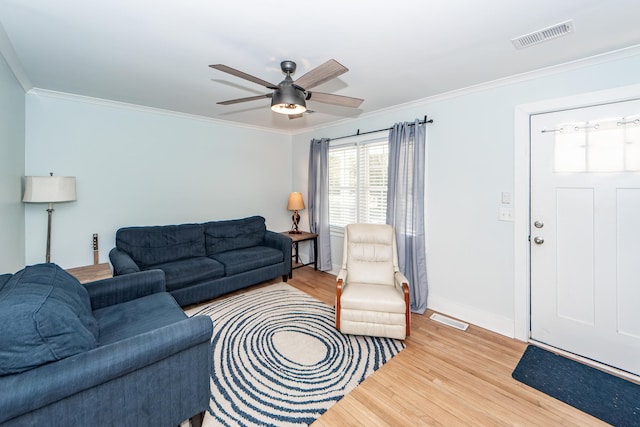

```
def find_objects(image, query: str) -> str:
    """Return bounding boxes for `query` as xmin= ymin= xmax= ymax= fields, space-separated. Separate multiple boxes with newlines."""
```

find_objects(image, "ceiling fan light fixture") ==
xmin=271 ymin=85 xmax=307 ymax=115
xmin=271 ymin=103 xmax=307 ymax=115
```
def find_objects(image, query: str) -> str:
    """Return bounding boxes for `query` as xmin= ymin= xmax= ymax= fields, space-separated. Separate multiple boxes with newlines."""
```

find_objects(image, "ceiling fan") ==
xmin=209 ymin=59 xmax=364 ymax=119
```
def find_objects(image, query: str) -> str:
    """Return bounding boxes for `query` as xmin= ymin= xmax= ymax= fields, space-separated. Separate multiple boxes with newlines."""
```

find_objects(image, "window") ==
xmin=328 ymin=136 xmax=388 ymax=229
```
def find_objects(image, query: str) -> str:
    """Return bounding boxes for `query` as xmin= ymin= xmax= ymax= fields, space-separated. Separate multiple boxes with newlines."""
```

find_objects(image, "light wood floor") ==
xmin=205 ymin=267 xmax=609 ymax=427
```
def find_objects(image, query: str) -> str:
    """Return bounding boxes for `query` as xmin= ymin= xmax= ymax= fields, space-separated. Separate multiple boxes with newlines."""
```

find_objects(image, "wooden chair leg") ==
xmin=336 ymin=279 xmax=343 ymax=330
xmin=403 ymin=283 xmax=411 ymax=337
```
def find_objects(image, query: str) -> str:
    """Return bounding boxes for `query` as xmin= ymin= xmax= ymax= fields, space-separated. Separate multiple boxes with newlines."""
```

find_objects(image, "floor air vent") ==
xmin=512 ymin=20 xmax=574 ymax=49
xmin=429 ymin=313 xmax=469 ymax=331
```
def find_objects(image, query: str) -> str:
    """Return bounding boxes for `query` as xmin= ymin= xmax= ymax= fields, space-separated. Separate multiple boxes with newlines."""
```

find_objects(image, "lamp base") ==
xmin=46 ymin=206 xmax=54 ymax=263
xmin=290 ymin=210 xmax=301 ymax=234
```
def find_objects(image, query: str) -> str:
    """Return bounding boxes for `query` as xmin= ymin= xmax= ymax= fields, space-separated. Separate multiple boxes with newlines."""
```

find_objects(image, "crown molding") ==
xmin=26 ymin=88 xmax=291 ymax=136
xmin=0 ymin=22 xmax=32 ymax=91
xmin=298 ymin=44 xmax=640 ymax=137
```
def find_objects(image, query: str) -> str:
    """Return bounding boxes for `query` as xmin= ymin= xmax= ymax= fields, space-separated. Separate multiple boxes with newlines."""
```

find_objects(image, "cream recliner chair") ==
xmin=336 ymin=223 xmax=410 ymax=340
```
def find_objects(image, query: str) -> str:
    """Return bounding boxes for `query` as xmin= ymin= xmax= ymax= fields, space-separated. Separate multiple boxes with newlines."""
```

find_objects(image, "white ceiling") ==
xmin=1 ymin=0 xmax=640 ymax=133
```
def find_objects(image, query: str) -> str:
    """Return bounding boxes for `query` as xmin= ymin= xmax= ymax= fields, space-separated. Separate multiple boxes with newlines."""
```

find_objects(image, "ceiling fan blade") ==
xmin=217 ymin=94 xmax=272 ymax=105
xmin=293 ymin=59 xmax=348 ymax=90
xmin=209 ymin=64 xmax=278 ymax=89
xmin=307 ymin=92 xmax=363 ymax=108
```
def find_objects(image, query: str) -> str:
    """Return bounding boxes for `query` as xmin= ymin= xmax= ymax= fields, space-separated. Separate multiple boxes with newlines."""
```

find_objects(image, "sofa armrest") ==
xmin=0 ymin=315 xmax=213 ymax=424
xmin=0 ymin=273 xmax=11 ymax=291
xmin=109 ymin=247 xmax=141 ymax=275
xmin=264 ymin=230 xmax=292 ymax=272
xmin=84 ymin=269 xmax=166 ymax=310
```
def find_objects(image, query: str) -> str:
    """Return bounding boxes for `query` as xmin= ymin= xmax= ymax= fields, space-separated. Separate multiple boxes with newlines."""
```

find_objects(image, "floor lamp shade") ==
xmin=23 ymin=176 xmax=77 ymax=203
xmin=23 ymin=175 xmax=77 ymax=263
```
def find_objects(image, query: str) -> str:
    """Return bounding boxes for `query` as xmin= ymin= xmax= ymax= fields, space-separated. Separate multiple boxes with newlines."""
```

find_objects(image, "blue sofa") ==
xmin=109 ymin=215 xmax=292 ymax=306
xmin=0 ymin=263 xmax=212 ymax=427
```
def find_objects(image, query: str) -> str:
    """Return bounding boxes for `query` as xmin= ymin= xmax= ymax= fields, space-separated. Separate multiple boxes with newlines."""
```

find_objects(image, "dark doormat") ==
xmin=512 ymin=345 xmax=640 ymax=427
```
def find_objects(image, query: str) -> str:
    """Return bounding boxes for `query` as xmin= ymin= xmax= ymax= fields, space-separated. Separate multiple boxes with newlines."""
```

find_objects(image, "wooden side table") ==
xmin=280 ymin=231 xmax=318 ymax=278
xmin=66 ymin=263 xmax=112 ymax=284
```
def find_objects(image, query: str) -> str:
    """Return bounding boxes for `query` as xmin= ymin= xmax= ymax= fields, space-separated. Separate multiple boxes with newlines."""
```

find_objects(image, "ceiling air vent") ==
xmin=512 ymin=20 xmax=574 ymax=49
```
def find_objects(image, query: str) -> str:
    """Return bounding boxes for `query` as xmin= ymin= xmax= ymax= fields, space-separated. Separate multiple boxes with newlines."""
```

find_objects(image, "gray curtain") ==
xmin=308 ymin=138 xmax=332 ymax=271
xmin=387 ymin=120 xmax=428 ymax=314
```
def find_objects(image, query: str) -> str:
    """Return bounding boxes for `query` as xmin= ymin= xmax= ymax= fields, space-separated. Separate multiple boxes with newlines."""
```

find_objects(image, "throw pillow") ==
xmin=0 ymin=264 xmax=99 ymax=375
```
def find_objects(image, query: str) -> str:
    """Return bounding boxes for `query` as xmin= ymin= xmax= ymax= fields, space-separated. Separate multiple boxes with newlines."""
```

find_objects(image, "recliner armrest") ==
xmin=84 ymin=269 xmax=166 ymax=310
xmin=337 ymin=269 xmax=347 ymax=283
xmin=394 ymin=271 xmax=411 ymax=337
xmin=0 ymin=315 xmax=213 ymax=424
xmin=393 ymin=271 xmax=409 ymax=291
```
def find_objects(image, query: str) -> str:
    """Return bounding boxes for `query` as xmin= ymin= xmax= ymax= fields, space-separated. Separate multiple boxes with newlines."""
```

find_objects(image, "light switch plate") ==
xmin=499 ymin=208 xmax=514 ymax=222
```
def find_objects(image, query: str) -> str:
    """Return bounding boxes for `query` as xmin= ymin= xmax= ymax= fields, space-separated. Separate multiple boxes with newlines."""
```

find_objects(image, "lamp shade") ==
xmin=287 ymin=192 xmax=305 ymax=211
xmin=271 ymin=85 xmax=307 ymax=115
xmin=23 ymin=176 xmax=76 ymax=203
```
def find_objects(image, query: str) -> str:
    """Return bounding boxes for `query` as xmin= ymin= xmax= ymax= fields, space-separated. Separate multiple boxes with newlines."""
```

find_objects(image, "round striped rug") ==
xmin=190 ymin=282 xmax=405 ymax=426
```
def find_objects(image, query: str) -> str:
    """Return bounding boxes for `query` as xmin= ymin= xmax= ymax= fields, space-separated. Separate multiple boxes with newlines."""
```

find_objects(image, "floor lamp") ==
xmin=23 ymin=174 xmax=77 ymax=263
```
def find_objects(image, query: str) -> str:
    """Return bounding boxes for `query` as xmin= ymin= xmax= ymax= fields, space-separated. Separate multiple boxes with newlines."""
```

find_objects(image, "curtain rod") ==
xmin=328 ymin=115 xmax=434 ymax=142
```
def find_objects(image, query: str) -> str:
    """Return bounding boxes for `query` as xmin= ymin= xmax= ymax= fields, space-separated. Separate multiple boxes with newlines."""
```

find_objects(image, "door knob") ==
xmin=533 ymin=236 xmax=544 ymax=245
xmin=534 ymin=221 xmax=544 ymax=228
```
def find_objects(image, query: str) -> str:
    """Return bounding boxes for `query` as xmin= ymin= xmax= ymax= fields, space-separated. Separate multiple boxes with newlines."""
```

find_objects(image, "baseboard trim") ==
xmin=427 ymin=295 xmax=516 ymax=338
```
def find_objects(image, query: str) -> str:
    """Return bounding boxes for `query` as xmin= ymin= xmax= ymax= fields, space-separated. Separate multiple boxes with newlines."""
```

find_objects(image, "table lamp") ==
xmin=287 ymin=192 xmax=305 ymax=234
xmin=23 ymin=173 xmax=77 ymax=263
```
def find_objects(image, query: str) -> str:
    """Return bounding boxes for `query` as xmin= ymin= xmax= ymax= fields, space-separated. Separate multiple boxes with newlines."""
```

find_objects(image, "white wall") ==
xmin=24 ymin=92 xmax=293 ymax=268
xmin=0 ymin=51 xmax=25 ymax=274
xmin=291 ymin=48 xmax=640 ymax=337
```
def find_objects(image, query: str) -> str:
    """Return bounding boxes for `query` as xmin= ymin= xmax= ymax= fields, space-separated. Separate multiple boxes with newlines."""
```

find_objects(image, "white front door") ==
xmin=530 ymin=99 xmax=640 ymax=376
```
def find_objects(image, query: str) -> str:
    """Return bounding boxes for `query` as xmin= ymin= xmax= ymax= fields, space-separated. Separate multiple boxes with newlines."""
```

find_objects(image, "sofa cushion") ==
xmin=0 ymin=264 xmax=98 ymax=375
xmin=116 ymin=223 xmax=206 ymax=268
xmin=93 ymin=292 xmax=187 ymax=345
xmin=204 ymin=216 xmax=266 ymax=256
xmin=144 ymin=257 xmax=225 ymax=292
xmin=212 ymin=246 xmax=284 ymax=276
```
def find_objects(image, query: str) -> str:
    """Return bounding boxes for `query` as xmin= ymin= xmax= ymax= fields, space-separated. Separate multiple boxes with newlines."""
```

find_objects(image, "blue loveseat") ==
xmin=109 ymin=215 xmax=292 ymax=306
xmin=0 ymin=263 xmax=212 ymax=426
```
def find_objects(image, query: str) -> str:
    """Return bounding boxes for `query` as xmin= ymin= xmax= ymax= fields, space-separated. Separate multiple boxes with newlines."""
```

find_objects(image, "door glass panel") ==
xmin=552 ymin=114 xmax=640 ymax=172
xmin=626 ymin=119 xmax=640 ymax=170
xmin=588 ymin=121 xmax=624 ymax=172
xmin=554 ymin=127 xmax=585 ymax=172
